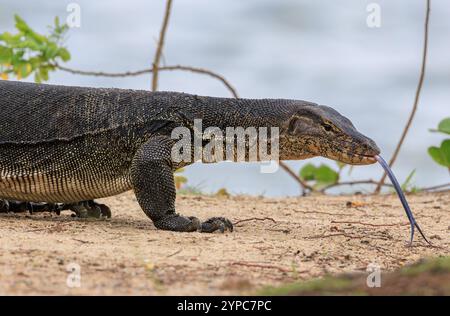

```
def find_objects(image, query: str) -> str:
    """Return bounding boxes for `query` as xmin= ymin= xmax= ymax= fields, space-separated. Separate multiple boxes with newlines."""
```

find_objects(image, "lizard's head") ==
xmin=280 ymin=104 xmax=380 ymax=165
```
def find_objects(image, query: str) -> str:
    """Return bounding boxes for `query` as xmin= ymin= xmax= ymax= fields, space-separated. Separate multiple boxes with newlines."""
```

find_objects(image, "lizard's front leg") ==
xmin=130 ymin=135 xmax=233 ymax=233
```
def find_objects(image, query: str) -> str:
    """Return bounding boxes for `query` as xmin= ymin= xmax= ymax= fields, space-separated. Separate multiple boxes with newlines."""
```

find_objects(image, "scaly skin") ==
xmin=0 ymin=81 xmax=380 ymax=232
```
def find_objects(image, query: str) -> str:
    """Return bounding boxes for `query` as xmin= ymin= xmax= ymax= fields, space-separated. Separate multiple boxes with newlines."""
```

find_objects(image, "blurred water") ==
xmin=0 ymin=0 xmax=449 ymax=196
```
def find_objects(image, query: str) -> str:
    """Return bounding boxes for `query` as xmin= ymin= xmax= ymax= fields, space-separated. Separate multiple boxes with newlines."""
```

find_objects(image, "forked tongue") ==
xmin=375 ymin=155 xmax=431 ymax=246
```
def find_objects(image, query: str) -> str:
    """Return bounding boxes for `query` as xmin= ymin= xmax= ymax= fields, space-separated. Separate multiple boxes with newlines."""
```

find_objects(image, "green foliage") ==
xmin=259 ymin=276 xmax=354 ymax=296
xmin=428 ymin=140 xmax=450 ymax=168
xmin=401 ymin=257 xmax=450 ymax=276
xmin=0 ymin=15 xmax=70 ymax=82
xmin=401 ymin=169 xmax=419 ymax=193
xmin=438 ymin=118 xmax=450 ymax=134
xmin=258 ymin=257 xmax=450 ymax=296
xmin=215 ymin=188 xmax=230 ymax=198
xmin=299 ymin=162 xmax=340 ymax=189
xmin=430 ymin=117 xmax=450 ymax=135
xmin=428 ymin=118 xmax=450 ymax=169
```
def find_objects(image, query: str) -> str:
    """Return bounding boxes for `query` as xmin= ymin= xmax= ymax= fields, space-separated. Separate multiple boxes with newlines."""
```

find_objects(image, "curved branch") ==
xmin=375 ymin=0 xmax=431 ymax=193
xmin=279 ymin=161 xmax=313 ymax=195
xmin=321 ymin=179 xmax=394 ymax=192
xmin=152 ymin=0 xmax=173 ymax=91
xmin=420 ymin=182 xmax=450 ymax=192
xmin=55 ymin=64 xmax=239 ymax=98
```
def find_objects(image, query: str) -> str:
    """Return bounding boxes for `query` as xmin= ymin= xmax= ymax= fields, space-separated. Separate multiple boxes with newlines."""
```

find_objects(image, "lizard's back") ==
xmin=0 ymin=81 xmax=182 ymax=202
xmin=0 ymin=80 xmax=176 ymax=144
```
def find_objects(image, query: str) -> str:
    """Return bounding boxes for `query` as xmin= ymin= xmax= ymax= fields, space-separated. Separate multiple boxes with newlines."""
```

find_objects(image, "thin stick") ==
xmin=331 ymin=220 xmax=409 ymax=227
xmin=321 ymin=179 xmax=393 ymax=192
xmin=279 ymin=161 xmax=312 ymax=195
xmin=56 ymin=64 xmax=239 ymax=98
xmin=152 ymin=0 xmax=173 ymax=91
xmin=420 ymin=182 xmax=450 ymax=191
xmin=166 ymin=248 xmax=182 ymax=258
xmin=229 ymin=261 xmax=296 ymax=273
xmin=375 ymin=0 xmax=431 ymax=193
xmin=233 ymin=217 xmax=276 ymax=226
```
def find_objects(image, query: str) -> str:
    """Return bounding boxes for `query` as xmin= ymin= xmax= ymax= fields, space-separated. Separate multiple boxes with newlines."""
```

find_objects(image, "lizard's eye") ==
xmin=322 ymin=123 xmax=333 ymax=132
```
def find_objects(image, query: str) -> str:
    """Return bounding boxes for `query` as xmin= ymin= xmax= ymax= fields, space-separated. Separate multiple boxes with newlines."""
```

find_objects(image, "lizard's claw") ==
xmin=0 ymin=199 xmax=10 ymax=212
xmin=70 ymin=200 xmax=112 ymax=219
xmin=200 ymin=217 xmax=234 ymax=233
xmin=88 ymin=201 xmax=111 ymax=219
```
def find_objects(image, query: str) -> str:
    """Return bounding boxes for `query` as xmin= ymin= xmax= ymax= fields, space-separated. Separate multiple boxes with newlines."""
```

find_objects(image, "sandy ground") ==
xmin=0 ymin=191 xmax=448 ymax=295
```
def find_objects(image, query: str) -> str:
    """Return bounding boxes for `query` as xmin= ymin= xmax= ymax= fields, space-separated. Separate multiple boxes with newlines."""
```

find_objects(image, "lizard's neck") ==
xmin=167 ymin=94 xmax=317 ymax=163
xmin=184 ymin=95 xmax=296 ymax=129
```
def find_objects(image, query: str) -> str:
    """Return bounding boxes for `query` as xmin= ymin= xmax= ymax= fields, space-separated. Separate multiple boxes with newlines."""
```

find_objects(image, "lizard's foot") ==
xmin=200 ymin=217 xmax=234 ymax=233
xmin=153 ymin=215 xmax=201 ymax=232
xmin=153 ymin=214 xmax=233 ymax=233
xmin=0 ymin=200 xmax=63 ymax=215
xmin=86 ymin=200 xmax=112 ymax=218
xmin=69 ymin=200 xmax=111 ymax=219
xmin=0 ymin=199 xmax=10 ymax=212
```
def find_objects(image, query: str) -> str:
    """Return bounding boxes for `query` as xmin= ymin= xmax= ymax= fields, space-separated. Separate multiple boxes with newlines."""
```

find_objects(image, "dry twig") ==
xmin=331 ymin=220 xmax=409 ymax=227
xmin=56 ymin=64 xmax=239 ymax=98
xmin=229 ymin=261 xmax=298 ymax=274
xmin=152 ymin=0 xmax=173 ymax=91
xmin=233 ymin=217 xmax=276 ymax=226
xmin=375 ymin=0 xmax=431 ymax=193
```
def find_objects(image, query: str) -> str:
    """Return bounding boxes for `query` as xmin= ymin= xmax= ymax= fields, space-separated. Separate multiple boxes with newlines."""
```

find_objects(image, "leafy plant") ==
xmin=215 ymin=188 xmax=230 ymax=198
xmin=428 ymin=118 xmax=450 ymax=171
xmin=0 ymin=15 xmax=70 ymax=82
xmin=401 ymin=169 xmax=419 ymax=193
xmin=299 ymin=162 xmax=340 ymax=189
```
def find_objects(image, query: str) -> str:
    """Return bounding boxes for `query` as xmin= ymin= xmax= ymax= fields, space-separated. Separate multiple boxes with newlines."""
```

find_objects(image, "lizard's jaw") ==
xmin=337 ymin=152 xmax=378 ymax=165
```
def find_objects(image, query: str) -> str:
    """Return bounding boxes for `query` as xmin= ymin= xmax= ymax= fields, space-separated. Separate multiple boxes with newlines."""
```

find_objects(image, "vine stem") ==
xmin=55 ymin=64 xmax=239 ymax=98
xmin=151 ymin=0 xmax=173 ymax=91
xmin=374 ymin=0 xmax=431 ymax=193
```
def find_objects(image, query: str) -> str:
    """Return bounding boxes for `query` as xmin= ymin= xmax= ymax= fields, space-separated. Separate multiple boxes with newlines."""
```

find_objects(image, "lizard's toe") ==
xmin=69 ymin=200 xmax=111 ymax=219
xmin=86 ymin=200 xmax=112 ymax=219
xmin=200 ymin=217 xmax=234 ymax=233
xmin=0 ymin=200 xmax=10 ymax=212
xmin=96 ymin=203 xmax=112 ymax=219
xmin=153 ymin=215 xmax=201 ymax=232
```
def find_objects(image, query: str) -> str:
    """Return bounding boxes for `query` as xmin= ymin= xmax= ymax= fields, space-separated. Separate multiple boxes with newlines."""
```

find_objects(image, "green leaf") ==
xmin=54 ymin=16 xmax=60 ymax=28
xmin=428 ymin=140 xmax=450 ymax=167
xmin=43 ymin=42 xmax=59 ymax=59
xmin=39 ymin=66 xmax=49 ymax=81
xmin=441 ymin=140 xmax=450 ymax=165
xmin=437 ymin=118 xmax=450 ymax=135
xmin=13 ymin=40 xmax=41 ymax=50
xmin=34 ymin=71 xmax=42 ymax=83
xmin=299 ymin=163 xmax=317 ymax=181
xmin=299 ymin=163 xmax=339 ymax=188
xmin=14 ymin=15 xmax=31 ymax=33
xmin=57 ymin=47 xmax=71 ymax=61
xmin=0 ymin=32 xmax=22 ymax=45
xmin=26 ymin=31 xmax=47 ymax=45
xmin=19 ymin=63 xmax=32 ymax=78
xmin=428 ymin=146 xmax=443 ymax=166
xmin=315 ymin=164 xmax=339 ymax=185
xmin=0 ymin=45 xmax=13 ymax=63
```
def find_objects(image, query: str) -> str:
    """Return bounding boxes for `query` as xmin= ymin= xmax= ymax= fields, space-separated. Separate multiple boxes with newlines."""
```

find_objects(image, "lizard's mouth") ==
xmin=353 ymin=154 xmax=377 ymax=164
xmin=337 ymin=151 xmax=378 ymax=165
